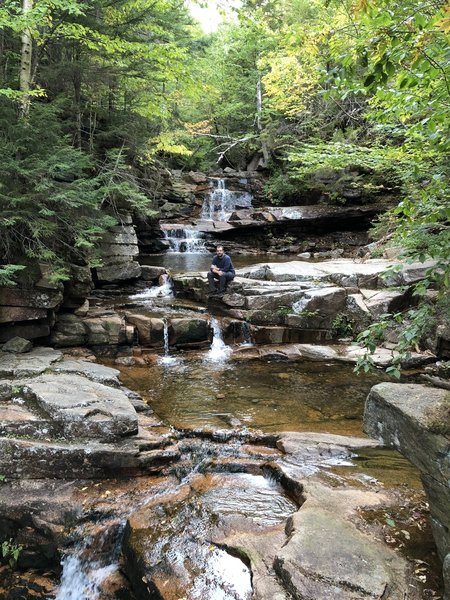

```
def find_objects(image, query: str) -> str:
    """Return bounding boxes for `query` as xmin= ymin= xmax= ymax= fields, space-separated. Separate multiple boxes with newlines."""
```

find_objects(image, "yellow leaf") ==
xmin=353 ymin=0 xmax=372 ymax=13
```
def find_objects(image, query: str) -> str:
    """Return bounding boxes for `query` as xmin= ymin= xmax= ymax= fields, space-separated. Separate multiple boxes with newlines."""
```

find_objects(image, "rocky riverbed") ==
xmin=0 ymin=345 xmax=447 ymax=599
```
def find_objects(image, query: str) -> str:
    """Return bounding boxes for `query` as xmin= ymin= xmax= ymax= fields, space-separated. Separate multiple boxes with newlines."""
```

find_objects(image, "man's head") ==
xmin=216 ymin=245 xmax=225 ymax=258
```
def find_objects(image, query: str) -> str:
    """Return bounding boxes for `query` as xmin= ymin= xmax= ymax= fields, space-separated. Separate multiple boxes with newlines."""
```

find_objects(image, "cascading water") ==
xmin=129 ymin=273 xmax=174 ymax=301
xmin=55 ymin=515 xmax=124 ymax=600
xmin=55 ymin=555 xmax=117 ymax=600
xmin=202 ymin=179 xmax=253 ymax=221
xmin=204 ymin=318 xmax=232 ymax=363
xmin=159 ymin=320 xmax=178 ymax=365
xmin=163 ymin=226 xmax=208 ymax=253
xmin=240 ymin=321 xmax=253 ymax=347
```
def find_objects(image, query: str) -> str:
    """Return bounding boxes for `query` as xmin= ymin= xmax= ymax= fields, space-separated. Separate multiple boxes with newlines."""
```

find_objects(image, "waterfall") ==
xmin=130 ymin=273 xmax=174 ymax=300
xmin=240 ymin=321 xmax=253 ymax=347
xmin=163 ymin=227 xmax=208 ymax=253
xmin=204 ymin=318 xmax=232 ymax=363
xmin=55 ymin=555 xmax=117 ymax=600
xmin=55 ymin=516 xmax=124 ymax=600
xmin=159 ymin=320 xmax=178 ymax=365
xmin=202 ymin=179 xmax=253 ymax=221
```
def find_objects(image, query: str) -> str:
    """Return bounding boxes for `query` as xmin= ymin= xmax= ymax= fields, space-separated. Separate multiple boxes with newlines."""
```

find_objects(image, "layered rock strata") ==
xmin=364 ymin=383 xmax=450 ymax=599
xmin=0 ymin=348 xmax=177 ymax=479
xmin=95 ymin=214 xmax=142 ymax=283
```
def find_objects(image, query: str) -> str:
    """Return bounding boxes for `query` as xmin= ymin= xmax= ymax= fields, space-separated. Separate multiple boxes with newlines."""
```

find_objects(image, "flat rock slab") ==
xmin=49 ymin=360 xmax=121 ymax=387
xmin=0 ymin=347 xmax=62 ymax=378
xmin=237 ymin=258 xmax=435 ymax=289
xmin=275 ymin=432 xmax=381 ymax=480
xmin=231 ymin=343 xmax=432 ymax=368
xmin=278 ymin=431 xmax=380 ymax=454
xmin=274 ymin=505 xmax=406 ymax=600
xmin=237 ymin=258 xmax=394 ymax=285
xmin=22 ymin=373 xmax=138 ymax=441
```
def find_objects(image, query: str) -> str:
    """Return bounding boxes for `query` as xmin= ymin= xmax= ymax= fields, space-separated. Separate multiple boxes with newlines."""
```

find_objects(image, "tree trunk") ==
xmin=20 ymin=0 xmax=33 ymax=118
xmin=255 ymin=76 xmax=270 ymax=167
xmin=73 ymin=46 xmax=82 ymax=149
xmin=256 ymin=77 xmax=263 ymax=132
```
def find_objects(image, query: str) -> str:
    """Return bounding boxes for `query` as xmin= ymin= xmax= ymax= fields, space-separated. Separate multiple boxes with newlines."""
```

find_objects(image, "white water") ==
xmin=202 ymin=179 xmax=253 ymax=221
xmin=190 ymin=547 xmax=252 ymax=600
xmin=292 ymin=296 xmax=309 ymax=314
xmin=204 ymin=318 xmax=232 ymax=363
xmin=163 ymin=227 xmax=209 ymax=253
xmin=240 ymin=321 xmax=253 ymax=347
xmin=159 ymin=320 xmax=178 ymax=366
xmin=130 ymin=273 xmax=174 ymax=300
xmin=55 ymin=555 xmax=117 ymax=600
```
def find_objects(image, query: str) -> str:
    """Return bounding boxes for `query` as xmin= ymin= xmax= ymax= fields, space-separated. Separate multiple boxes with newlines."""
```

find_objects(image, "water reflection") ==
xmin=118 ymin=359 xmax=387 ymax=435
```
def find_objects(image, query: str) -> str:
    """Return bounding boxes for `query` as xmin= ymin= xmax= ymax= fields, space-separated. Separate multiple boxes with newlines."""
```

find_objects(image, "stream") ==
xmin=51 ymin=271 xmax=441 ymax=599
xmin=3 ymin=181 xmax=443 ymax=599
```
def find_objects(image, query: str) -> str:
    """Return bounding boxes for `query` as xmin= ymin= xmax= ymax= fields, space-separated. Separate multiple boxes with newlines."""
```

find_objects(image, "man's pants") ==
xmin=208 ymin=271 xmax=234 ymax=293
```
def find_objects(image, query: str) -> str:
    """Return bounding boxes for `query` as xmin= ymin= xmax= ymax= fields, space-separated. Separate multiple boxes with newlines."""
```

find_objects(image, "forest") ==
xmin=1 ymin=3 xmax=450 ymax=597
xmin=0 ymin=0 xmax=449 ymax=361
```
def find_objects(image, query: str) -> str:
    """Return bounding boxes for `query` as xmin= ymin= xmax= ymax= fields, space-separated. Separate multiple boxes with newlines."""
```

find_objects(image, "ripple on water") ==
xmin=128 ymin=471 xmax=296 ymax=600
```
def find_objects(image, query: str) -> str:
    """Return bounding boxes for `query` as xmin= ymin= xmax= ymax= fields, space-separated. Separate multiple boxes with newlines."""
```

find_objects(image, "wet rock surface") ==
xmin=0 ymin=342 xmax=444 ymax=599
xmin=171 ymin=258 xmax=436 ymax=348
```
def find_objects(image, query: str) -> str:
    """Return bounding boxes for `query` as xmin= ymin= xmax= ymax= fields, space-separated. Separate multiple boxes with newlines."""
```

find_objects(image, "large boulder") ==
xmin=364 ymin=383 xmax=450 ymax=597
xmin=95 ymin=217 xmax=142 ymax=283
xmin=169 ymin=318 xmax=209 ymax=347
xmin=0 ymin=436 xmax=179 ymax=479
xmin=125 ymin=313 xmax=164 ymax=346
xmin=0 ymin=347 xmax=62 ymax=378
xmin=63 ymin=264 xmax=94 ymax=309
xmin=21 ymin=373 xmax=139 ymax=441
xmin=2 ymin=337 xmax=33 ymax=354
xmin=50 ymin=313 xmax=87 ymax=347
xmin=287 ymin=287 xmax=347 ymax=329
xmin=50 ymin=312 xmax=129 ymax=348
xmin=83 ymin=314 xmax=125 ymax=346
xmin=0 ymin=265 xmax=64 ymax=344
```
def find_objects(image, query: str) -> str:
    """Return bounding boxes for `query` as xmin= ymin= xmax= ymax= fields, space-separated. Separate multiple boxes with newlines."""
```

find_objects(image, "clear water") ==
xmin=139 ymin=252 xmax=300 ymax=274
xmin=117 ymin=359 xmax=387 ymax=435
xmin=127 ymin=471 xmax=296 ymax=600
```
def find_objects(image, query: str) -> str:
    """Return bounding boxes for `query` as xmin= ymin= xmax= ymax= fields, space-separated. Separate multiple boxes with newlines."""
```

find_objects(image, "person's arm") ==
xmin=210 ymin=256 xmax=219 ymax=273
xmin=220 ymin=256 xmax=232 ymax=273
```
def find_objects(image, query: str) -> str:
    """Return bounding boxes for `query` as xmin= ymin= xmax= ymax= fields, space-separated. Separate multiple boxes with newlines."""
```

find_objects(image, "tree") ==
xmin=0 ymin=0 xmax=197 ymax=282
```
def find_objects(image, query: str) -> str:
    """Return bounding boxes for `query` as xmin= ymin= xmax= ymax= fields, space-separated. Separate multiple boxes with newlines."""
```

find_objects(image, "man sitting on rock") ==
xmin=208 ymin=245 xmax=235 ymax=298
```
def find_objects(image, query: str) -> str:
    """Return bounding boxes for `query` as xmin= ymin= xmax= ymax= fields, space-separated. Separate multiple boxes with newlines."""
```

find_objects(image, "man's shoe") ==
xmin=216 ymin=291 xmax=224 ymax=298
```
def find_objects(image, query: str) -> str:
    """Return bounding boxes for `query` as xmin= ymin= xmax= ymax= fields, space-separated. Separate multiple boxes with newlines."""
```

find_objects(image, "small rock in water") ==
xmin=2 ymin=336 xmax=33 ymax=353
xmin=114 ymin=357 xmax=136 ymax=366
